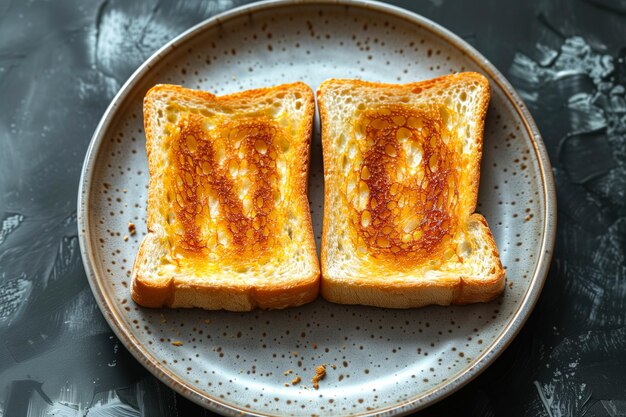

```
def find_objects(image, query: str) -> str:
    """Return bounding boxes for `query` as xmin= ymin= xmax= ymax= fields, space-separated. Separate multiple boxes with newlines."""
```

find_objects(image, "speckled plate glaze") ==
xmin=78 ymin=1 xmax=556 ymax=415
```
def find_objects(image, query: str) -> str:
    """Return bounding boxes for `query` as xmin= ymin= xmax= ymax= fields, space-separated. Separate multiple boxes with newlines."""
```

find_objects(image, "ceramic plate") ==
xmin=78 ymin=1 xmax=556 ymax=415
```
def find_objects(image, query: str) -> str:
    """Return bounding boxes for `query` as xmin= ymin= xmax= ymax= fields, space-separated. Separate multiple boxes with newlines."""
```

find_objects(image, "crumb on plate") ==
xmin=312 ymin=364 xmax=326 ymax=389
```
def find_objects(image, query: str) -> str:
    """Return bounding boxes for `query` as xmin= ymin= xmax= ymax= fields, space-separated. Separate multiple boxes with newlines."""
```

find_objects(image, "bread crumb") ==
xmin=204 ymin=319 xmax=212 ymax=324
xmin=331 ymin=364 xmax=337 ymax=370
xmin=283 ymin=369 xmax=293 ymax=376
xmin=160 ymin=314 xmax=167 ymax=324
xmin=292 ymin=351 xmax=298 ymax=357
xmin=312 ymin=365 xmax=326 ymax=389
xmin=509 ymin=281 xmax=514 ymax=288
xmin=311 ymin=342 xmax=318 ymax=349
xmin=128 ymin=222 xmax=136 ymax=236
xmin=123 ymin=235 xmax=129 ymax=241
xmin=291 ymin=375 xmax=301 ymax=385
xmin=284 ymin=383 xmax=290 ymax=387
xmin=171 ymin=341 xmax=183 ymax=346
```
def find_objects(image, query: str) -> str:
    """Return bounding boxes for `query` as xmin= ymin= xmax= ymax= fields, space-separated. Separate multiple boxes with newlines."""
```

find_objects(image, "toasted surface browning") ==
xmin=166 ymin=114 xmax=281 ymax=261
xmin=318 ymin=73 xmax=505 ymax=308
xmin=132 ymin=83 xmax=320 ymax=311
xmin=350 ymin=105 xmax=462 ymax=267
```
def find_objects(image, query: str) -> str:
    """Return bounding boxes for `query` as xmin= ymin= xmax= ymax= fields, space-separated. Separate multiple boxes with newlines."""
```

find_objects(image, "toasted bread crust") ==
xmin=131 ymin=235 xmax=173 ymax=308
xmin=320 ymin=214 xmax=504 ymax=308
xmin=132 ymin=271 xmax=320 ymax=311
xmin=132 ymin=82 xmax=320 ymax=311
xmin=318 ymin=73 xmax=504 ymax=308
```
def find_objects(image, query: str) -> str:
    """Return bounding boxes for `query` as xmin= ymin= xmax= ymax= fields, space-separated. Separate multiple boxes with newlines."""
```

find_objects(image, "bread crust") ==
xmin=320 ymin=214 xmax=505 ymax=308
xmin=132 ymin=82 xmax=320 ymax=311
xmin=318 ymin=73 xmax=505 ymax=308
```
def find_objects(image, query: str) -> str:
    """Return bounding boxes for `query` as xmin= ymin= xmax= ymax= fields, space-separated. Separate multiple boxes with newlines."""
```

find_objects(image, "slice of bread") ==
xmin=132 ymin=83 xmax=320 ymax=311
xmin=318 ymin=73 xmax=505 ymax=308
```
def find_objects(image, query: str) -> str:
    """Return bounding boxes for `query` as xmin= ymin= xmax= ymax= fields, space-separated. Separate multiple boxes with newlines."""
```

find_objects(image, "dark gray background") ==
xmin=1 ymin=0 xmax=625 ymax=415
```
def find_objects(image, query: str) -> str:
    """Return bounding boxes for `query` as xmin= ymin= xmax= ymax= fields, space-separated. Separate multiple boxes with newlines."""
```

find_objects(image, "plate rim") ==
xmin=77 ymin=0 xmax=557 ymax=415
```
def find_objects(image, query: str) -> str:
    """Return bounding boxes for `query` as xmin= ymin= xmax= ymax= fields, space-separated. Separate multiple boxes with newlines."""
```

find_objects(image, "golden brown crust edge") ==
xmin=132 ymin=273 xmax=320 ymax=311
xmin=131 ymin=82 xmax=320 ymax=311
xmin=319 ymin=274 xmax=504 ymax=309
xmin=317 ymin=79 xmax=337 ymax=283
xmin=466 ymin=74 xmax=490 ymax=215
xmin=131 ymin=236 xmax=173 ymax=308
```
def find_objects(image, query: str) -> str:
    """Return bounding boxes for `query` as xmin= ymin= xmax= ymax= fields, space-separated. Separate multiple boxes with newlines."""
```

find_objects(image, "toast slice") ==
xmin=132 ymin=83 xmax=320 ymax=311
xmin=318 ymin=73 xmax=505 ymax=308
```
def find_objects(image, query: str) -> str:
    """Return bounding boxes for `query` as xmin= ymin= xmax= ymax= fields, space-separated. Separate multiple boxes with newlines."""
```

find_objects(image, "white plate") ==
xmin=78 ymin=1 xmax=556 ymax=415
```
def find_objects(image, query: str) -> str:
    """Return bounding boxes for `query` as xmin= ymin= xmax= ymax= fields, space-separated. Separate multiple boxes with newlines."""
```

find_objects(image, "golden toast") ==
xmin=317 ymin=73 xmax=505 ymax=308
xmin=131 ymin=83 xmax=320 ymax=311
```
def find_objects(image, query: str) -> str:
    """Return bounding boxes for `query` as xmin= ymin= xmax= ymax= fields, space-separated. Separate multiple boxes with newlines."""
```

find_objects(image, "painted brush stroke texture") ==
xmin=507 ymin=32 xmax=626 ymax=417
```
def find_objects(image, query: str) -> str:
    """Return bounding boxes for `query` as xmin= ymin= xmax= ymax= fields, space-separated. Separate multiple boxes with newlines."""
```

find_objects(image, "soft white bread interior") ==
xmin=318 ymin=73 xmax=505 ymax=308
xmin=132 ymin=82 xmax=320 ymax=311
